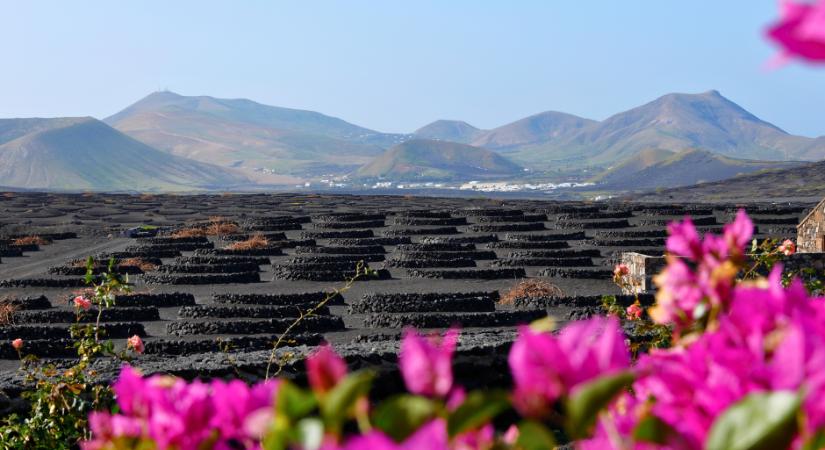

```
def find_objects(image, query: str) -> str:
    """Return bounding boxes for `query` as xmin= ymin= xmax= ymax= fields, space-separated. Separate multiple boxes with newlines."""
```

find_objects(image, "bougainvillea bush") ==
xmin=78 ymin=210 xmax=825 ymax=450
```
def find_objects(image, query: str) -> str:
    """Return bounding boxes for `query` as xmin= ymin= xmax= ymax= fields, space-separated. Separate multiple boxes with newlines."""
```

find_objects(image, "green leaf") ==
xmin=296 ymin=418 xmax=325 ymax=450
xmin=447 ymin=390 xmax=510 ymax=437
xmin=262 ymin=413 xmax=291 ymax=450
xmin=516 ymin=420 xmax=557 ymax=450
xmin=320 ymin=370 xmax=374 ymax=425
xmin=633 ymin=414 xmax=676 ymax=445
xmin=277 ymin=381 xmax=317 ymax=419
xmin=706 ymin=391 xmax=801 ymax=450
xmin=564 ymin=371 xmax=635 ymax=440
xmin=84 ymin=257 xmax=95 ymax=284
xmin=372 ymin=395 xmax=438 ymax=441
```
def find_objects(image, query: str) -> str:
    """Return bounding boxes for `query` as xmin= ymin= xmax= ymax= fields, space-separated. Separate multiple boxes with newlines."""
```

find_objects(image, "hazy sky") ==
xmin=2 ymin=1 xmax=824 ymax=136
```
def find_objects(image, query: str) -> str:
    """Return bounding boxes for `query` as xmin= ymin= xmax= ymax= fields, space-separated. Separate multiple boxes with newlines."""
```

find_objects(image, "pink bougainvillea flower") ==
xmin=557 ymin=316 xmax=631 ymax=389
xmin=626 ymin=303 xmax=643 ymax=321
xmin=778 ymin=239 xmax=797 ymax=256
xmin=613 ymin=263 xmax=630 ymax=278
xmin=89 ymin=365 xmax=281 ymax=450
xmin=650 ymin=257 xmax=703 ymax=327
xmin=586 ymin=269 xmax=825 ymax=448
xmin=306 ymin=343 xmax=348 ymax=394
xmin=666 ymin=216 xmax=703 ymax=260
xmin=399 ymin=327 xmax=459 ymax=398
xmin=11 ymin=338 xmax=22 ymax=351
xmin=502 ymin=425 xmax=519 ymax=445
xmin=83 ymin=412 xmax=143 ymax=450
xmin=508 ymin=317 xmax=630 ymax=417
xmin=342 ymin=419 xmax=449 ymax=450
xmin=453 ymin=423 xmax=494 ymax=450
xmin=127 ymin=335 xmax=144 ymax=354
xmin=652 ymin=211 xmax=753 ymax=334
xmin=767 ymin=0 xmax=825 ymax=63
xmin=722 ymin=209 xmax=754 ymax=259
xmin=209 ymin=378 xmax=279 ymax=442
xmin=446 ymin=385 xmax=466 ymax=411
xmin=73 ymin=296 xmax=92 ymax=311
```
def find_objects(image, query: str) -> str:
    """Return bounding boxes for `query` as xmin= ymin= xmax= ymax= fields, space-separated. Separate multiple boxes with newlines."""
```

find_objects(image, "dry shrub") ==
xmin=120 ymin=258 xmax=158 ymax=272
xmin=500 ymin=279 xmax=564 ymax=305
xmin=226 ymin=233 xmax=269 ymax=251
xmin=171 ymin=217 xmax=239 ymax=238
xmin=1 ymin=192 xmax=14 ymax=199
xmin=171 ymin=227 xmax=208 ymax=239
xmin=139 ymin=193 xmax=155 ymax=201
xmin=206 ymin=217 xmax=239 ymax=236
xmin=0 ymin=300 xmax=18 ymax=325
xmin=13 ymin=235 xmax=50 ymax=246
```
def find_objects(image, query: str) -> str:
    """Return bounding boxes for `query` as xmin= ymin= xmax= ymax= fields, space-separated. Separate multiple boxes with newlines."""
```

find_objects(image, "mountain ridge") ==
xmin=594 ymin=148 xmax=803 ymax=191
xmin=0 ymin=117 xmax=250 ymax=191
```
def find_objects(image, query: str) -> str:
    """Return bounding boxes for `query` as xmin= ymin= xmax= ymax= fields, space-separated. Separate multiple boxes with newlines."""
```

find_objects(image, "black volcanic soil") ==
xmin=0 ymin=192 xmax=813 ymax=400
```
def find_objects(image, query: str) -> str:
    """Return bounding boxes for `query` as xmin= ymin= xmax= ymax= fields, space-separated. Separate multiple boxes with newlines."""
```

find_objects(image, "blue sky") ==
xmin=2 ymin=1 xmax=824 ymax=136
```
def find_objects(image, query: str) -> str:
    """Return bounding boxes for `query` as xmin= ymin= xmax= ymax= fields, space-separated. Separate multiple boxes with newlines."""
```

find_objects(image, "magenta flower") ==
xmin=399 ymin=327 xmax=459 ymax=398
xmin=508 ymin=317 xmax=630 ymax=417
xmin=86 ymin=365 xmax=279 ymax=450
xmin=83 ymin=412 xmax=142 ymax=450
xmin=767 ymin=0 xmax=825 ymax=64
xmin=306 ymin=343 xmax=348 ymax=394
xmin=652 ymin=211 xmax=753 ymax=334
xmin=342 ymin=419 xmax=449 ymax=450
xmin=721 ymin=209 xmax=753 ymax=258
xmin=666 ymin=216 xmax=703 ymax=260
xmin=453 ymin=423 xmax=494 ymax=450
xmin=589 ymin=270 xmax=825 ymax=448
xmin=209 ymin=379 xmax=279 ymax=442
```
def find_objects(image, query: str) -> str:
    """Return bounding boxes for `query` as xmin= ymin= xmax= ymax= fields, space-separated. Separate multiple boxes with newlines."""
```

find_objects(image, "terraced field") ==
xmin=0 ymin=192 xmax=813 ymax=402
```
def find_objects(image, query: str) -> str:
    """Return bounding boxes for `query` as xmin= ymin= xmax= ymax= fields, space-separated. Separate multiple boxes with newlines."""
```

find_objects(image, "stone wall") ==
xmin=798 ymin=201 xmax=825 ymax=253
xmin=620 ymin=252 xmax=665 ymax=294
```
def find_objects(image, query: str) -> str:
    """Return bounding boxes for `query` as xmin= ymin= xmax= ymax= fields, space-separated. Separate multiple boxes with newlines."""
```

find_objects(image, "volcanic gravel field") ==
xmin=0 ymin=192 xmax=813 ymax=403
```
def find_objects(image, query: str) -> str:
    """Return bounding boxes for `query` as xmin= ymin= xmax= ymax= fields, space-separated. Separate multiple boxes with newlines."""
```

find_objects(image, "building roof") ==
xmin=798 ymin=197 xmax=825 ymax=228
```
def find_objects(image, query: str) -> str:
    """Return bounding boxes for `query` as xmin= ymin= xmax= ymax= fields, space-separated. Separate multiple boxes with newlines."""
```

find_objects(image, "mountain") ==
xmin=589 ymin=148 xmax=676 ymax=184
xmin=593 ymin=148 xmax=803 ymax=191
xmin=413 ymin=120 xmax=482 ymax=144
xmin=471 ymin=111 xmax=596 ymax=150
xmin=0 ymin=117 xmax=249 ymax=191
xmin=631 ymin=159 xmax=825 ymax=203
xmin=355 ymin=139 xmax=524 ymax=181
xmin=503 ymin=91 xmax=825 ymax=168
xmin=105 ymin=91 xmax=406 ymax=177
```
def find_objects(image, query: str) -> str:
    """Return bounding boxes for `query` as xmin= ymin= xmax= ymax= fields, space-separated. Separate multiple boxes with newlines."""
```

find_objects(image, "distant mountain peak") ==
xmin=413 ymin=120 xmax=482 ymax=144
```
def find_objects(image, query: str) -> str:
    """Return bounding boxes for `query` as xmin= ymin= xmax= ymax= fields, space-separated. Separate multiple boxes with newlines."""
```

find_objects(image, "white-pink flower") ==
xmin=126 ymin=335 xmax=144 ymax=354
xmin=73 ymin=296 xmax=92 ymax=311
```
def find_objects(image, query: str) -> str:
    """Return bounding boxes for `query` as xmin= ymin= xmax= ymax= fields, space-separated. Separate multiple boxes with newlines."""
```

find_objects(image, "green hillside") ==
xmin=355 ymin=139 xmax=524 ymax=181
